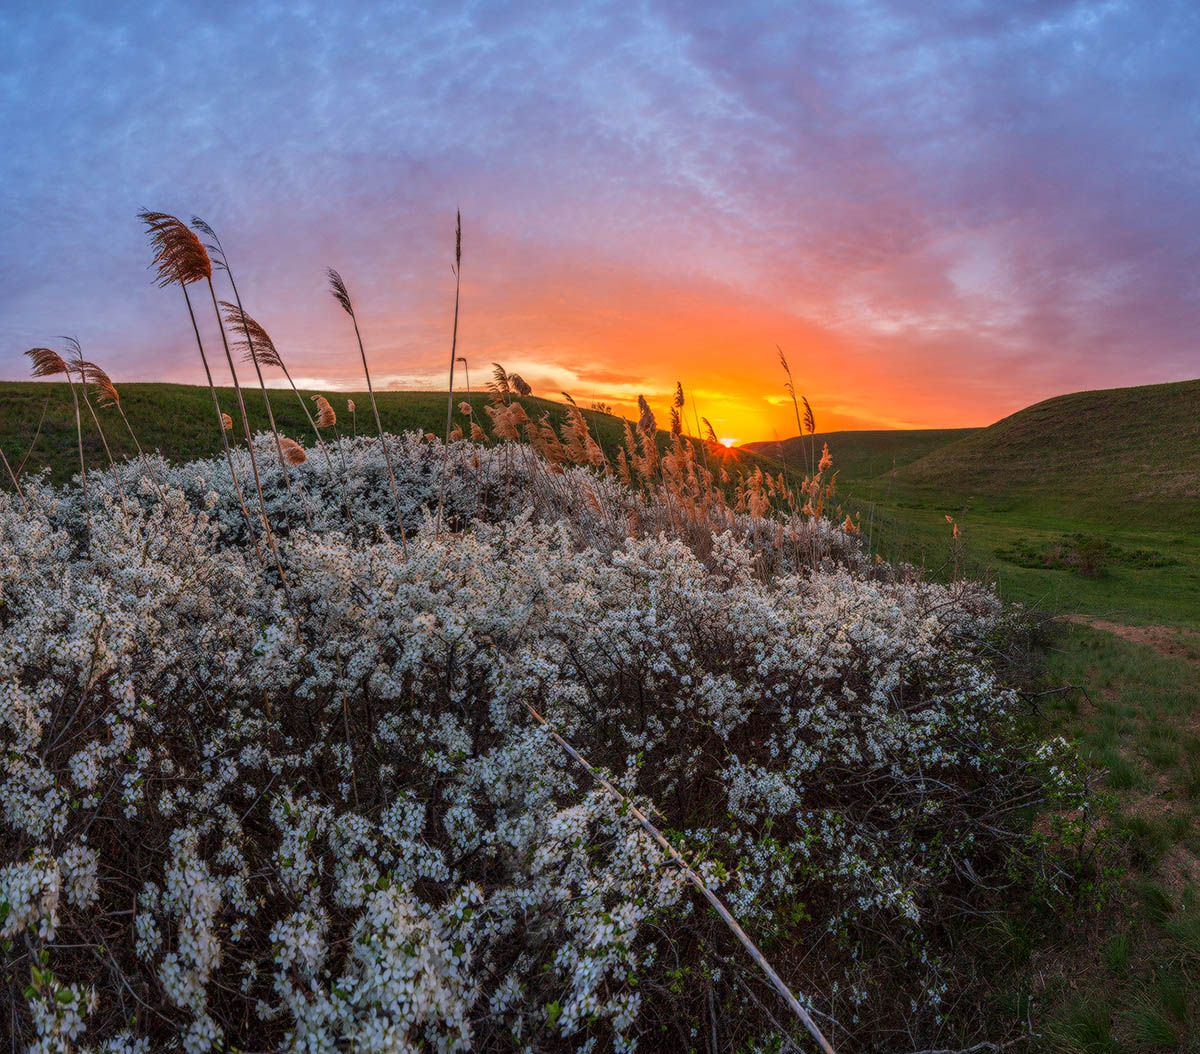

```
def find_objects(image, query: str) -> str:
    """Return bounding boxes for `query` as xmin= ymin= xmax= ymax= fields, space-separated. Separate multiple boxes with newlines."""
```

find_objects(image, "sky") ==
xmin=1 ymin=0 xmax=1198 ymax=442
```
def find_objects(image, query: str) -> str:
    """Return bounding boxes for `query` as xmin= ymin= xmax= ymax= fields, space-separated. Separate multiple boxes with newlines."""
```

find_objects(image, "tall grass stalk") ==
xmin=205 ymin=273 xmax=291 ymax=594
xmin=193 ymin=219 xmax=298 ymax=511
xmin=777 ymin=345 xmax=815 ymax=478
xmin=0 ymin=447 xmax=27 ymax=511
xmin=438 ymin=210 xmax=462 ymax=532
xmin=139 ymin=210 xmax=262 ymax=563
xmin=24 ymin=347 xmax=89 ymax=530
xmin=327 ymin=267 xmax=406 ymax=553
xmin=64 ymin=345 xmax=129 ymax=517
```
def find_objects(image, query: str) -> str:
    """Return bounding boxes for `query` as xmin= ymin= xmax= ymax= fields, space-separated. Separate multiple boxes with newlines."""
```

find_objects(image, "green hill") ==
xmin=0 ymin=381 xmax=773 ymax=486
xmin=744 ymin=428 xmax=977 ymax=488
xmin=891 ymin=378 xmax=1200 ymax=527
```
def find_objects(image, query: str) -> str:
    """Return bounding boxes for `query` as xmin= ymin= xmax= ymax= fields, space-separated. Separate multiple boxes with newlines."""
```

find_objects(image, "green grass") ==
xmin=891 ymin=377 xmax=1200 ymax=529
xmin=1031 ymin=626 xmax=1200 ymax=1052
xmin=743 ymin=426 xmax=978 ymax=485
xmin=0 ymin=380 xmax=779 ymax=488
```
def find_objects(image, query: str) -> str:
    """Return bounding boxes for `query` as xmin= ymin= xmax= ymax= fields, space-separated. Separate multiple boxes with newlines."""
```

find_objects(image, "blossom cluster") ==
xmin=0 ymin=432 xmax=1089 ymax=1051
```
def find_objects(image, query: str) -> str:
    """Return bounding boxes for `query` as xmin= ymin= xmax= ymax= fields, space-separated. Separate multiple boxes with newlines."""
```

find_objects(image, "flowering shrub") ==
xmin=1 ymin=433 xmax=1091 ymax=1051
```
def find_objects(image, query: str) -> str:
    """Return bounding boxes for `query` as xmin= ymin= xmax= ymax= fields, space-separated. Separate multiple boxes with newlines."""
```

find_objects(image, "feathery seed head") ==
xmin=140 ymin=210 xmax=212 ymax=286
xmin=221 ymin=302 xmax=283 ymax=369
xmin=312 ymin=395 xmax=336 ymax=428
xmin=637 ymin=395 xmax=656 ymax=435
xmin=278 ymin=437 xmax=307 ymax=465
xmin=510 ymin=374 xmax=532 ymax=398
xmin=25 ymin=347 xmax=69 ymax=378
xmin=327 ymin=268 xmax=354 ymax=317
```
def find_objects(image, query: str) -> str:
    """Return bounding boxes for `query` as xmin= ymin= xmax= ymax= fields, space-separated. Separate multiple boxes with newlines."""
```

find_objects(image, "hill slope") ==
xmin=892 ymin=378 xmax=1200 ymax=525
xmin=745 ymin=428 xmax=977 ymax=487
xmin=0 ymin=382 xmax=774 ymax=485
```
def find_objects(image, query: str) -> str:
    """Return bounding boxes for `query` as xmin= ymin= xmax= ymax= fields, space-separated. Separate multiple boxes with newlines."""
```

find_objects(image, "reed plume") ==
xmin=488 ymin=363 xmax=511 ymax=404
xmin=139 ymin=210 xmax=261 ymax=561
xmin=312 ymin=395 xmax=336 ymax=429
xmin=327 ymin=267 xmax=405 ymax=550
xmin=437 ymin=210 xmax=463 ymax=532
xmin=222 ymin=412 xmax=234 ymax=431
xmin=25 ymin=346 xmax=89 ymax=527
xmin=278 ymin=436 xmax=307 ymax=465
xmin=637 ymin=394 xmax=656 ymax=435
xmin=509 ymin=374 xmax=532 ymax=398
xmin=347 ymin=399 xmax=356 ymax=437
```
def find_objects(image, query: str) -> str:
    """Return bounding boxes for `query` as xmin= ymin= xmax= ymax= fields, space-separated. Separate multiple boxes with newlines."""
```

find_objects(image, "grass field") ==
xmin=0 ymin=381 xmax=632 ymax=485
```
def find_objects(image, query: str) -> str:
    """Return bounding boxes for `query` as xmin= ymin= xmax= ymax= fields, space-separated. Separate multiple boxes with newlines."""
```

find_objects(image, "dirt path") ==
xmin=1064 ymin=615 xmax=1200 ymax=665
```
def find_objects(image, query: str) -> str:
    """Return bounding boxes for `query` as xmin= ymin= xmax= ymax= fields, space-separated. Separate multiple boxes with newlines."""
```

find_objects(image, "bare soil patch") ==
xmin=1064 ymin=616 xmax=1200 ymax=665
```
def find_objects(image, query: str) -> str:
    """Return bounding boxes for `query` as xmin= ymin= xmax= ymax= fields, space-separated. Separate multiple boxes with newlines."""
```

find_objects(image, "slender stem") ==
xmin=115 ymin=403 xmax=167 ymax=504
xmin=437 ymin=263 xmax=462 ymax=532
xmin=521 ymin=699 xmax=836 ymax=1054
xmin=16 ymin=393 xmax=51 ymax=478
xmin=78 ymin=379 xmax=129 ymax=517
xmin=0 ymin=448 xmax=27 ymax=511
xmin=222 ymin=266 xmax=302 ymax=519
xmin=64 ymin=372 xmax=90 ymax=531
xmin=207 ymin=277 xmax=291 ymax=597
xmin=282 ymin=366 xmax=348 ymax=517
xmin=181 ymin=284 xmax=262 ymax=564
xmin=350 ymin=312 xmax=407 ymax=555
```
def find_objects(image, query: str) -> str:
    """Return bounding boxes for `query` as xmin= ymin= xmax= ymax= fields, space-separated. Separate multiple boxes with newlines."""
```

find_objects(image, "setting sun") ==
xmin=720 ymin=437 xmax=738 ymax=448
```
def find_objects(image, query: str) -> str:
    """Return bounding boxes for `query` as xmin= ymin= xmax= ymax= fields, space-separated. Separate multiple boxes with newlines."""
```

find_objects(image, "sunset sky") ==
xmin=2 ymin=1 xmax=1198 ymax=441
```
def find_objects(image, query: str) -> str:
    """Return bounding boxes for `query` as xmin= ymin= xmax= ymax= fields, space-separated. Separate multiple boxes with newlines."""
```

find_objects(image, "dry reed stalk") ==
xmin=25 ymin=347 xmax=89 ymax=529
xmin=222 ymin=302 xmax=348 ymax=517
xmin=0 ymin=447 xmax=27 ymax=511
xmin=347 ymin=399 xmax=356 ymax=437
xmin=64 ymin=346 xmax=129 ymax=517
xmin=204 ymin=269 xmax=291 ymax=594
xmin=16 ymin=392 xmax=51 ymax=478
xmin=327 ymin=268 xmax=406 ymax=553
xmin=90 ymin=371 xmax=167 ymax=503
xmin=196 ymin=222 xmax=300 ymax=518
xmin=520 ymin=698 xmax=836 ymax=1054
xmin=777 ymin=346 xmax=814 ymax=477
xmin=139 ymin=210 xmax=262 ymax=562
xmin=437 ymin=211 xmax=463 ymax=533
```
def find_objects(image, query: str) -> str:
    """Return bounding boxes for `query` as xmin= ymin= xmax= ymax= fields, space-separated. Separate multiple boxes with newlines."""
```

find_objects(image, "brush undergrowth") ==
xmin=0 ymin=421 xmax=1103 ymax=1052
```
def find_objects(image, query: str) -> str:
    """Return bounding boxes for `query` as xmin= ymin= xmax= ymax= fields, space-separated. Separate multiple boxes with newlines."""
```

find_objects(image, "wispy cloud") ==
xmin=2 ymin=0 xmax=1197 ymax=438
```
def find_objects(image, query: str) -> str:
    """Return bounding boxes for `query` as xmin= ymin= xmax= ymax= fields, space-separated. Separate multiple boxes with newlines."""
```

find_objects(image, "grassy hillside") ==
xmin=891 ymin=378 xmax=1200 ymax=526
xmin=0 ymin=381 xmax=774 ymax=486
xmin=744 ymin=427 xmax=977 ymax=487
xmin=747 ymin=379 xmax=1200 ymax=626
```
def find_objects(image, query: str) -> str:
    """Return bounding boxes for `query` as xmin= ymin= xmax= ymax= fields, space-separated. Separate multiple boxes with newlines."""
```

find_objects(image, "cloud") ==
xmin=1 ymin=0 xmax=1197 ymax=439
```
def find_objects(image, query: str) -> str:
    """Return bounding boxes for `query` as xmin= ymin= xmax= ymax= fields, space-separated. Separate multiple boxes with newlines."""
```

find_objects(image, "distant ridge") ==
xmin=744 ymin=428 xmax=978 ymax=485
